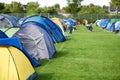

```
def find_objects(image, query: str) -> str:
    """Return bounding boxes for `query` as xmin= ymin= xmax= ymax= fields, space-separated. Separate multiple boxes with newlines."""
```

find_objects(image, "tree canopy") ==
xmin=26 ymin=2 xmax=39 ymax=16
xmin=0 ymin=3 xmax=4 ymax=10
xmin=65 ymin=0 xmax=83 ymax=14
xmin=110 ymin=0 xmax=120 ymax=14
xmin=78 ymin=4 xmax=108 ymax=14
xmin=8 ymin=1 xmax=24 ymax=13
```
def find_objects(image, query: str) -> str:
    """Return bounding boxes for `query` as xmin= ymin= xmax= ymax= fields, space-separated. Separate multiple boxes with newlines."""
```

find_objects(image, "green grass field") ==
xmin=35 ymin=25 xmax=120 ymax=80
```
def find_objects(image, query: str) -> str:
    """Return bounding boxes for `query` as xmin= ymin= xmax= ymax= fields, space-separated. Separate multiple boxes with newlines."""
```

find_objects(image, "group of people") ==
xmin=62 ymin=19 xmax=93 ymax=34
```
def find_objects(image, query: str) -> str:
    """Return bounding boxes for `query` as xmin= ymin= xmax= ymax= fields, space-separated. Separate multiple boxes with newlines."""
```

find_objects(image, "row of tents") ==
xmin=94 ymin=19 xmax=120 ymax=32
xmin=0 ymin=14 xmax=77 ymax=80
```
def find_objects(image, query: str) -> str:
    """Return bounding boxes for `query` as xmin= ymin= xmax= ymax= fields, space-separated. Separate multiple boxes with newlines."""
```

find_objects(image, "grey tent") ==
xmin=0 ymin=14 xmax=18 ymax=28
xmin=13 ymin=22 xmax=56 ymax=60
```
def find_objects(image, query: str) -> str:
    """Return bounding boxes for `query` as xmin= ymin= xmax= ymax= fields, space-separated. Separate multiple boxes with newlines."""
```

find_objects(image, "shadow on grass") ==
xmin=34 ymin=73 xmax=54 ymax=80
xmin=37 ymin=60 xmax=50 ymax=67
xmin=53 ymin=50 xmax=68 ymax=59
xmin=36 ymin=50 xmax=68 ymax=67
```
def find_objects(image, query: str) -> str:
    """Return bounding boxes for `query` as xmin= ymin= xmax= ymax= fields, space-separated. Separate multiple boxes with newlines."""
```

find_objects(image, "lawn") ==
xmin=35 ymin=25 xmax=120 ymax=80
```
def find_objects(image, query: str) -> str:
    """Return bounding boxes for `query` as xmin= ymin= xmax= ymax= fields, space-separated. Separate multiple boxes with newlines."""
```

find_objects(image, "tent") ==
xmin=0 ymin=38 xmax=37 ymax=80
xmin=100 ymin=19 xmax=110 ymax=28
xmin=0 ymin=38 xmax=40 ymax=67
xmin=13 ymin=22 xmax=56 ymax=60
xmin=106 ymin=22 xmax=116 ymax=31
xmin=52 ymin=18 xmax=64 ymax=34
xmin=115 ymin=21 xmax=120 ymax=31
xmin=41 ymin=16 xmax=66 ymax=40
xmin=0 ymin=14 xmax=18 ymax=28
xmin=18 ymin=18 xmax=26 ymax=25
xmin=22 ymin=15 xmax=66 ymax=43
xmin=67 ymin=18 xmax=76 ymax=26
xmin=0 ymin=27 xmax=19 ymax=37
xmin=0 ymin=14 xmax=19 ymax=37
xmin=94 ymin=20 xmax=101 ymax=26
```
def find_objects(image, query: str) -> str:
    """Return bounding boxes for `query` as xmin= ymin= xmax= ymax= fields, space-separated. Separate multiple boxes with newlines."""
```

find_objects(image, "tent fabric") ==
xmin=0 ymin=27 xmax=20 ymax=37
xmin=0 ymin=38 xmax=40 ymax=67
xmin=100 ymin=19 xmax=110 ymax=28
xmin=42 ymin=16 xmax=66 ymax=41
xmin=5 ymin=28 xmax=19 ymax=37
xmin=0 ymin=46 xmax=36 ymax=80
xmin=67 ymin=18 xmax=76 ymax=26
xmin=13 ymin=23 xmax=53 ymax=60
xmin=106 ymin=23 xmax=111 ymax=30
xmin=22 ymin=15 xmax=66 ymax=43
xmin=0 ymin=30 xmax=8 ymax=38
xmin=0 ymin=14 xmax=18 ymax=28
xmin=115 ymin=21 xmax=120 ymax=30
xmin=94 ymin=20 xmax=101 ymax=26
xmin=18 ymin=18 xmax=26 ymax=25
xmin=14 ymin=22 xmax=56 ymax=59
xmin=106 ymin=22 xmax=115 ymax=31
xmin=52 ymin=18 xmax=65 ymax=35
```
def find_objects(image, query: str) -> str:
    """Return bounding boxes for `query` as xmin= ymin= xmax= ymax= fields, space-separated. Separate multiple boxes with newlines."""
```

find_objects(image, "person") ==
xmin=66 ymin=22 xmax=73 ymax=34
xmin=82 ymin=19 xmax=88 ymax=25
xmin=69 ymin=24 xmax=73 ymax=34
xmin=86 ymin=23 xmax=93 ymax=31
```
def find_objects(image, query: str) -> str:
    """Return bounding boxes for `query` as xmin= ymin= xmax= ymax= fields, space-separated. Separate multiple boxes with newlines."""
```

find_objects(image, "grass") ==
xmin=35 ymin=25 xmax=120 ymax=80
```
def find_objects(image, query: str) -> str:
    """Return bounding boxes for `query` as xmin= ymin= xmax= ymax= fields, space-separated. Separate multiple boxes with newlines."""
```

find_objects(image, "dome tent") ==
xmin=0 ymin=38 xmax=40 ymax=67
xmin=100 ymin=19 xmax=110 ymax=28
xmin=115 ymin=21 xmax=120 ymax=31
xmin=0 ymin=14 xmax=19 ymax=37
xmin=52 ymin=17 xmax=65 ymax=35
xmin=0 ymin=14 xmax=18 ymax=28
xmin=0 ymin=38 xmax=37 ymax=80
xmin=13 ymin=22 xmax=56 ymax=60
xmin=42 ymin=16 xmax=66 ymax=40
xmin=22 ymin=15 xmax=66 ymax=43
xmin=106 ymin=22 xmax=116 ymax=31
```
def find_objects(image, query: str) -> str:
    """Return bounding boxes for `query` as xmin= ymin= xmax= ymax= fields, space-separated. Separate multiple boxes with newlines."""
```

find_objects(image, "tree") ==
xmin=26 ymin=2 xmax=39 ymax=16
xmin=3 ymin=4 xmax=11 ymax=13
xmin=9 ymin=1 xmax=24 ymax=13
xmin=110 ymin=0 xmax=120 ymax=15
xmin=78 ymin=4 xmax=108 ymax=14
xmin=53 ymin=4 xmax=60 ymax=11
xmin=65 ymin=0 xmax=83 ymax=14
xmin=46 ymin=6 xmax=58 ymax=15
xmin=0 ymin=3 xmax=4 ymax=10
xmin=64 ymin=3 xmax=79 ymax=14
xmin=0 ymin=3 xmax=5 ymax=13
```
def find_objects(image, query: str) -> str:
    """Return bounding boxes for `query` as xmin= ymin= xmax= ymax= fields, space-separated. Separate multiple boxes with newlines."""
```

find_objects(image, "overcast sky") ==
xmin=0 ymin=0 xmax=110 ymax=8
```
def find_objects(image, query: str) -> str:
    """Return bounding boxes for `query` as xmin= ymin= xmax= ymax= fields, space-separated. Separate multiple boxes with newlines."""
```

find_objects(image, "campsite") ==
xmin=0 ymin=0 xmax=120 ymax=80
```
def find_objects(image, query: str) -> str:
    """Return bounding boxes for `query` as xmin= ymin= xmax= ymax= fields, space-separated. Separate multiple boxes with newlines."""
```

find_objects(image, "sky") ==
xmin=0 ymin=0 xmax=111 ymax=8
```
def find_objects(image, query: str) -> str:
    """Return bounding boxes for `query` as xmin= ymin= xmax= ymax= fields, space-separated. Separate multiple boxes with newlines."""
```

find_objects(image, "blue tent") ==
xmin=0 ymin=14 xmax=18 ymax=28
xmin=115 ymin=21 xmax=120 ymax=30
xmin=0 ymin=38 xmax=40 ymax=67
xmin=22 ymin=15 xmax=66 ymax=43
xmin=18 ymin=18 xmax=26 ymax=25
xmin=106 ymin=22 xmax=116 ymax=31
xmin=67 ymin=18 xmax=76 ymax=26
xmin=100 ymin=19 xmax=110 ymax=28
xmin=0 ymin=30 xmax=8 ymax=38
xmin=42 ymin=16 xmax=66 ymax=41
